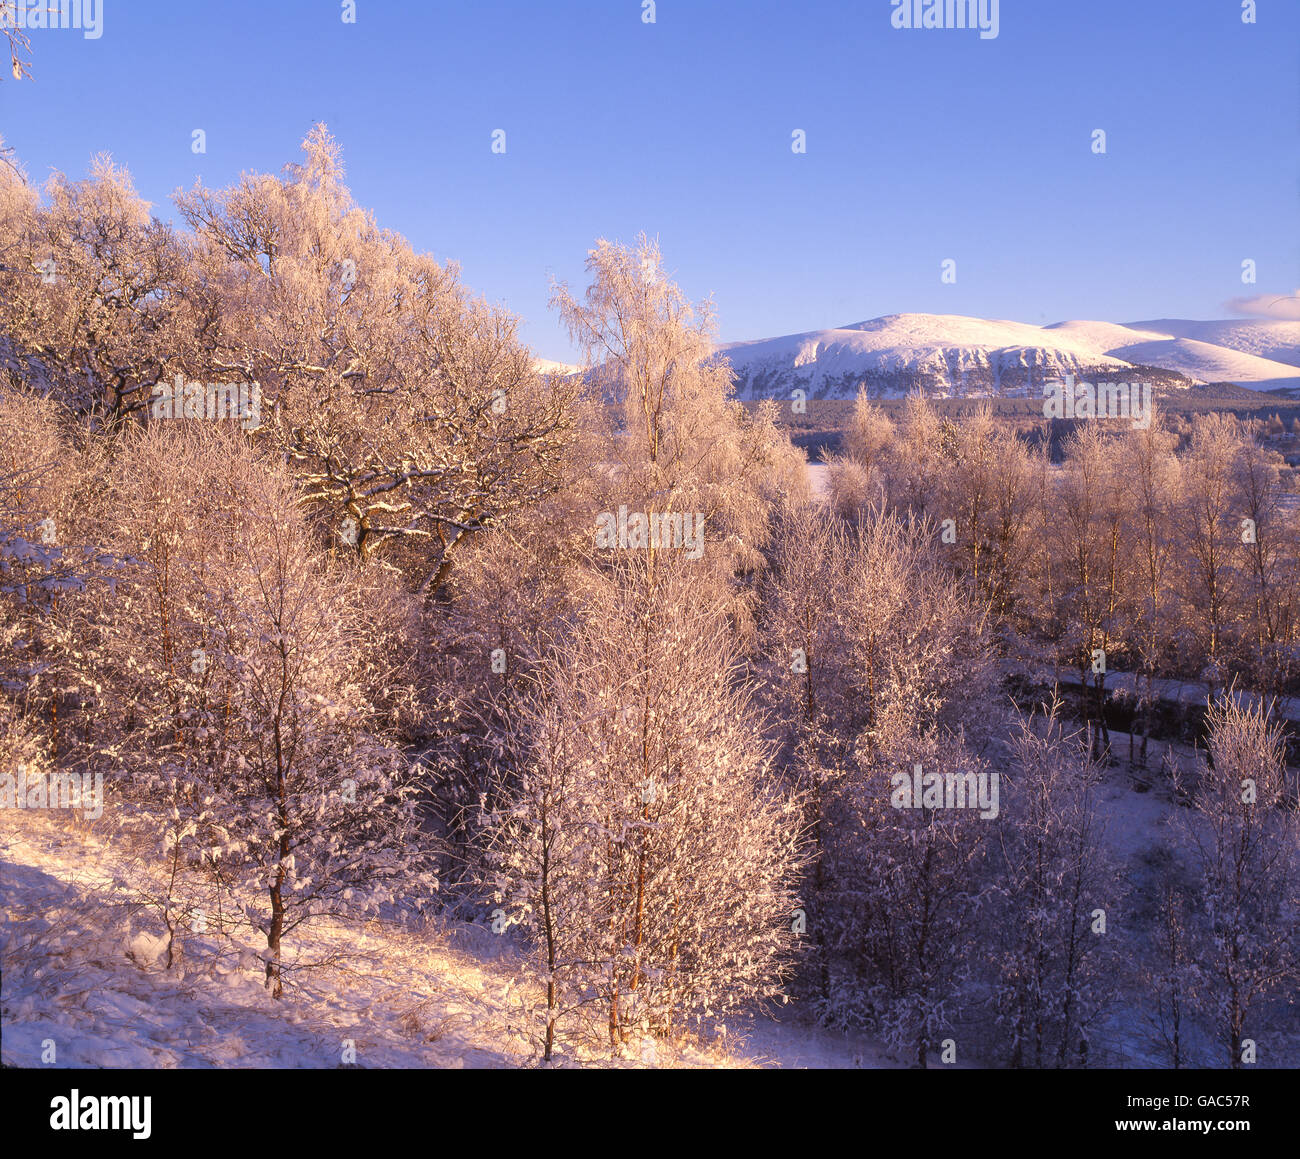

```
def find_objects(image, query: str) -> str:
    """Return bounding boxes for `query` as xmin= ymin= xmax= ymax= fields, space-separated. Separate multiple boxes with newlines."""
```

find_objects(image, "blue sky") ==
xmin=1 ymin=0 xmax=1296 ymax=361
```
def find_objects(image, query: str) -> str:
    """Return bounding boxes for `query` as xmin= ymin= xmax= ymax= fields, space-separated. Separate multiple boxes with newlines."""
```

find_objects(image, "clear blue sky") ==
xmin=1 ymin=0 xmax=1296 ymax=361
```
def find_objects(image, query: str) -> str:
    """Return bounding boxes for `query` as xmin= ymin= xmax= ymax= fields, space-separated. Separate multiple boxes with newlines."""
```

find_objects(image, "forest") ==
xmin=1 ymin=127 xmax=1296 ymax=1069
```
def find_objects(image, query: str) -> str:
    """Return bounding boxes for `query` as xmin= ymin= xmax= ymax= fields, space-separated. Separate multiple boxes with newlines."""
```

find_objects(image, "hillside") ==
xmin=718 ymin=314 xmax=1300 ymax=400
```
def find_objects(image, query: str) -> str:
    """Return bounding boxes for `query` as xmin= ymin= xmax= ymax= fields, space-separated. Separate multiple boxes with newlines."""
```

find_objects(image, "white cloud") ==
xmin=1225 ymin=290 xmax=1300 ymax=321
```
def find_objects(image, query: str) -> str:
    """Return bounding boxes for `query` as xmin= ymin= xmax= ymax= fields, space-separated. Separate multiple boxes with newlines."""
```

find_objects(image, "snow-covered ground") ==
xmin=4 ymin=723 xmax=1293 ymax=1069
xmin=0 ymin=808 xmax=890 ymax=1069
xmin=807 ymin=463 xmax=830 ymax=501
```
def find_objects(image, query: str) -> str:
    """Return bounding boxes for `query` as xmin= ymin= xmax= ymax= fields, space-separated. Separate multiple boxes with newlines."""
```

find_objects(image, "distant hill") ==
xmin=716 ymin=313 xmax=1300 ymax=400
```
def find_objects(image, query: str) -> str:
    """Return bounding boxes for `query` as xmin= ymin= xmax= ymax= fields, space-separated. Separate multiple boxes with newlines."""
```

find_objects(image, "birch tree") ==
xmin=551 ymin=234 xmax=806 ymax=638
xmin=992 ymin=702 xmax=1119 ymax=1067
xmin=485 ymin=556 xmax=806 ymax=1057
xmin=81 ymin=422 xmax=435 ymax=995
xmin=1170 ymin=696 xmax=1299 ymax=1068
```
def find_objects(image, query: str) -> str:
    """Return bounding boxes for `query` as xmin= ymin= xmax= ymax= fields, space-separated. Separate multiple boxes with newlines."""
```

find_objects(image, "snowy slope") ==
xmin=1050 ymin=317 xmax=1300 ymax=387
xmin=532 ymin=358 xmax=583 ymax=377
xmin=5 ymin=751 xmax=1294 ymax=1069
xmin=719 ymin=313 xmax=1300 ymax=400
xmin=1104 ymin=337 xmax=1300 ymax=391
xmin=0 ymin=809 xmax=888 ymax=1069
xmin=1044 ymin=319 xmax=1180 ymax=354
xmin=1123 ymin=319 xmax=1300 ymax=368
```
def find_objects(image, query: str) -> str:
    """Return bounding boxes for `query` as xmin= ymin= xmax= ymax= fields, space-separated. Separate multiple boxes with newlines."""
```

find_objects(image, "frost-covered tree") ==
xmin=1142 ymin=876 xmax=1198 ymax=1069
xmin=1170 ymin=696 xmax=1299 ymax=1067
xmin=840 ymin=509 xmax=996 ymax=757
xmin=762 ymin=502 xmax=854 ymax=735
xmin=0 ymin=154 xmax=193 ymax=423
xmin=485 ymin=556 xmax=806 ymax=1057
xmin=0 ymin=127 xmax=582 ymax=590
xmin=1233 ymin=430 xmax=1299 ymax=691
xmin=1048 ymin=423 xmax=1133 ymax=756
xmin=991 ymin=703 xmax=1119 ymax=1068
xmin=0 ymin=387 xmax=101 ymax=770
xmin=883 ymin=390 xmax=946 ymax=517
xmin=2 ymin=16 xmax=30 ymax=82
xmin=802 ymin=510 xmax=998 ymax=1057
xmin=1116 ymin=409 xmax=1180 ymax=766
xmin=842 ymin=388 xmax=894 ymax=473
xmin=758 ymin=501 xmax=861 ymax=993
xmin=823 ymin=732 xmax=992 ymax=1066
xmin=175 ymin=126 xmax=581 ymax=591
xmin=79 ymin=422 xmax=435 ymax=995
xmin=426 ymin=496 xmax=596 ymax=906
xmin=1176 ymin=415 xmax=1250 ymax=682
xmin=937 ymin=404 xmax=1036 ymax=619
xmin=551 ymin=234 xmax=806 ymax=641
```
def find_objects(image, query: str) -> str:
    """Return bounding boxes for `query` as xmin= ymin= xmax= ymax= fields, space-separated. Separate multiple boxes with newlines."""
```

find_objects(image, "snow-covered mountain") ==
xmin=533 ymin=357 xmax=583 ymax=377
xmin=717 ymin=313 xmax=1300 ymax=400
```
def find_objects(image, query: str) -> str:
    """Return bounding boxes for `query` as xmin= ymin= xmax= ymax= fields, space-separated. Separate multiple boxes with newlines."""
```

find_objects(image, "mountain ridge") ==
xmin=715 ymin=313 xmax=1300 ymax=400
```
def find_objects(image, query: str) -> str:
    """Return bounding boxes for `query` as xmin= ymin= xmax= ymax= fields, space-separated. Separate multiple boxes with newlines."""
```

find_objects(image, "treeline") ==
xmin=831 ymin=393 xmax=1300 ymax=755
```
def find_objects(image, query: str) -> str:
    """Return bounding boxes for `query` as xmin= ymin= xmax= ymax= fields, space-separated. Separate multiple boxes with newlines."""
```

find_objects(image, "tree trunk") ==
xmin=266 ymin=866 xmax=285 ymax=998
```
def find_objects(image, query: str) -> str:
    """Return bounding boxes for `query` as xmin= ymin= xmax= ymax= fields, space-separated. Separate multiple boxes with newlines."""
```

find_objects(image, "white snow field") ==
xmin=718 ymin=313 xmax=1300 ymax=398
